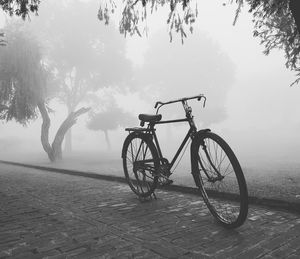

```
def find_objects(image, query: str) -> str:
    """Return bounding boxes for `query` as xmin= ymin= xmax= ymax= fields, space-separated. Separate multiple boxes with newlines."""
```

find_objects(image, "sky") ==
xmin=0 ymin=0 xmax=300 ymax=168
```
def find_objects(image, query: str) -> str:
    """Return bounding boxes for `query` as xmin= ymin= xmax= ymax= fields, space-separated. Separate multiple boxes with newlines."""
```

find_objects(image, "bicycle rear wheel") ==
xmin=122 ymin=132 xmax=159 ymax=198
xmin=192 ymin=131 xmax=248 ymax=228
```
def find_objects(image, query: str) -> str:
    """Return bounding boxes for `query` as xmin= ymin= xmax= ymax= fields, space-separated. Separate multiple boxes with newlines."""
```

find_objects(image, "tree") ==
xmin=2 ymin=0 xmax=299 ymax=39
xmin=98 ymin=0 xmax=300 ymax=83
xmin=239 ymin=0 xmax=300 ymax=85
xmin=289 ymin=0 xmax=300 ymax=34
xmin=236 ymin=1 xmax=300 ymax=35
xmin=29 ymin=0 xmax=132 ymax=153
xmin=0 ymin=22 xmax=45 ymax=125
xmin=1 ymin=0 xmax=299 ymax=35
xmin=97 ymin=1 xmax=300 ymax=39
xmin=0 ymin=0 xmax=39 ymax=19
xmin=135 ymin=31 xmax=235 ymax=126
xmin=0 ymin=22 xmax=89 ymax=162
xmin=1 ymin=0 xmax=300 ymax=81
xmin=99 ymin=0 xmax=198 ymax=43
xmin=87 ymin=104 xmax=135 ymax=150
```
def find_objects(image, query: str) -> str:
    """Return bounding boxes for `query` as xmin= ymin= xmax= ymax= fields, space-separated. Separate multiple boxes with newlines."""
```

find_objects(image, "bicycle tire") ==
xmin=191 ymin=131 xmax=248 ymax=228
xmin=122 ymin=132 xmax=159 ymax=198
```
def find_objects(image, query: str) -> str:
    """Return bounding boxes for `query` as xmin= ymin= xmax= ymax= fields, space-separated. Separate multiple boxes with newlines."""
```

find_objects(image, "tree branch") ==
xmin=289 ymin=0 xmax=300 ymax=35
xmin=51 ymin=107 xmax=90 ymax=159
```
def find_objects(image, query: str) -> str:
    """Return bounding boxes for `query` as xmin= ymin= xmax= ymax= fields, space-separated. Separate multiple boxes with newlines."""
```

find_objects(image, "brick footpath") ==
xmin=0 ymin=164 xmax=299 ymax=259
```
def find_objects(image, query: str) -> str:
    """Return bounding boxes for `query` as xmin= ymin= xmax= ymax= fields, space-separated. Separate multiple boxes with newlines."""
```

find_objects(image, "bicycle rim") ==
xmin=123 ymin=133 xmax=158 ymax=197
xmin=196 ymin=132 xmax=248 ymax=228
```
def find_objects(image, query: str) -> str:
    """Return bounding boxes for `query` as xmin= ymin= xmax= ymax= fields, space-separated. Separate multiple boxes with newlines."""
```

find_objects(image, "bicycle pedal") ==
xmin=161 ymin=179 xmax=173 ymax=186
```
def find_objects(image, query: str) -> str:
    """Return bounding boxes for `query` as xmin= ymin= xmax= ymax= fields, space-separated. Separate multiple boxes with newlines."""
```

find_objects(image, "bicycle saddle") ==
xmin=138 ymin=114 xmax=162 ymax=123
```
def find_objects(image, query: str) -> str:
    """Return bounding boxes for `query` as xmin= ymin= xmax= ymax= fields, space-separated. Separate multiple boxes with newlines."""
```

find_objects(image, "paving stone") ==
xmin=0 ymin=163 xmax=300 ymax=259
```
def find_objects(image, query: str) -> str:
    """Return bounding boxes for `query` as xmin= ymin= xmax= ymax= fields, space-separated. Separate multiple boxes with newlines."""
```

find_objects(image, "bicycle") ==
xmin=121 ymin=94 xmax=248 ymax=228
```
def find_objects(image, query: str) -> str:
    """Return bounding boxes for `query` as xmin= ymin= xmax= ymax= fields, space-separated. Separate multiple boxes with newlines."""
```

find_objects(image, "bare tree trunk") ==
xmin=38 ymin=100 xmax=90 ymax=162
xmin=52 ymin=107 xmax=90 ymax=161
xmin=64 ymin=105 xmax=73 ymax=154
xmin=64 ymin=126 xmax=72 ymax=153
xmin=104 ymin=130 xmax=111 ymax=150
xmin=37 ymin=102 xmax=55 ymax=162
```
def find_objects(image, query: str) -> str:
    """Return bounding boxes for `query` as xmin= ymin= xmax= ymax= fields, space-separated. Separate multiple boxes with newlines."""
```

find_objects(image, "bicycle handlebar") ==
xmin=154 ymin=94 xmax=206 ymax=109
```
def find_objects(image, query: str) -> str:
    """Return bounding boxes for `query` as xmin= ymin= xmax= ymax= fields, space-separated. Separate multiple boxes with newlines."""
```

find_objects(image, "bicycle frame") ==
xmin=123 ymin=94 xmax=208 ymax=176
xmin=148 ymin=99 xmax=199 ymax=171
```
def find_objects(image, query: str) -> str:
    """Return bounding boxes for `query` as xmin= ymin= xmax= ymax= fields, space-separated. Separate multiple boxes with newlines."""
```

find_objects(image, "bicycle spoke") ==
xmin=123 ymin=134 xmax=158 ymax=198
xmin=196 ymin=133 xmax=247 ymax=227
xmin=217 ymin=149 xmax=225 ymax=172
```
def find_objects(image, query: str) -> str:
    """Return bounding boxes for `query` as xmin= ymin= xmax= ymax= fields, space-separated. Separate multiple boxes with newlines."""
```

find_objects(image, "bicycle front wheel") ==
xmin=192 ymin=131 xmax=248 ymax=228
xmin=122 ymin=132 xmax=159 ymax=198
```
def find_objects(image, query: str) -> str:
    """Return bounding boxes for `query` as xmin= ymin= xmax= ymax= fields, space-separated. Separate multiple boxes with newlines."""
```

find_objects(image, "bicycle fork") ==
xmin=190 ymin=129 xmax=224 ymax=187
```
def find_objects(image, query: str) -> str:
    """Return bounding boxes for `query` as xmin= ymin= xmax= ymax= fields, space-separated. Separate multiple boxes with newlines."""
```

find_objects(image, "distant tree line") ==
xmin=87 ymin=103 xmax=135 ymax=150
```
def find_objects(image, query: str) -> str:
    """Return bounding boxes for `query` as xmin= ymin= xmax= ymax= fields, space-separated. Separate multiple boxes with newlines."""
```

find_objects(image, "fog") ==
xmin=1 ymin=0 xmax=300 ymax=175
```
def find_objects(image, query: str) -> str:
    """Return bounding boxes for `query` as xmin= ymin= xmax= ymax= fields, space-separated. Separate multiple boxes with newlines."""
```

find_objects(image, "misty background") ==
xmin=0 ymin=0 xmax=300 ymax=178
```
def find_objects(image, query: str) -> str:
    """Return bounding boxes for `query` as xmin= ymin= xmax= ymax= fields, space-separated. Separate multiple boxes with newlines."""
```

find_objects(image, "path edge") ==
xmin=1 ymin=160 xmax=299 ymax=214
